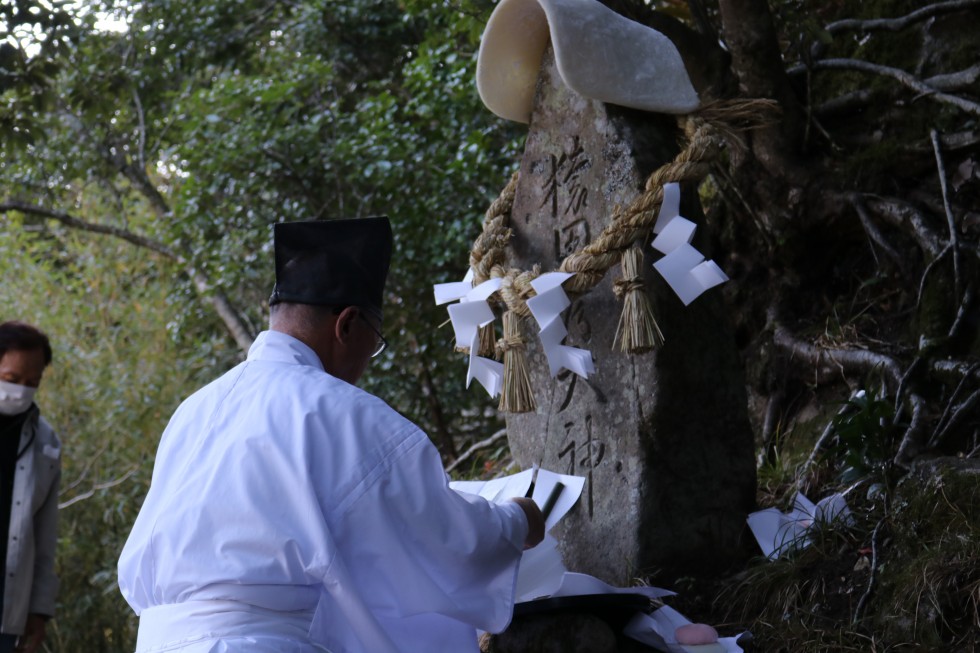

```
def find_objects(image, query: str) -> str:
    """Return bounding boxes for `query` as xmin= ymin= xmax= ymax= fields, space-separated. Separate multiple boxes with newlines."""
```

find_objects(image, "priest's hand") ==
xmin=16 ymin=614 xmax=47 ymax=653
xmin=511 ymin=497 xmax=545 ymax=549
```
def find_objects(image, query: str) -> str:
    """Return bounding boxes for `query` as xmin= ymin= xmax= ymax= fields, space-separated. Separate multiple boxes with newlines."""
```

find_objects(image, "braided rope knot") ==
xmin=613 ymin=276 xmax=646 ymax=301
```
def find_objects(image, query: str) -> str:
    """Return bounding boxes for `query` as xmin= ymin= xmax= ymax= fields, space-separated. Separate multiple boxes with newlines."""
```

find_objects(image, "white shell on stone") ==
xmin=476 ymin=0 xmax=700 ymax=124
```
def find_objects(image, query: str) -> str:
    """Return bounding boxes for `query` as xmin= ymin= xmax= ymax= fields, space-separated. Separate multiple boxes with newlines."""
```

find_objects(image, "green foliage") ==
xmin=1 ymin=220 xmax=231 ymax=651
xmin=2 ymin=1 xmax=524 ymax=649
xmin=824 ymin=385 xmax=899 ymax=484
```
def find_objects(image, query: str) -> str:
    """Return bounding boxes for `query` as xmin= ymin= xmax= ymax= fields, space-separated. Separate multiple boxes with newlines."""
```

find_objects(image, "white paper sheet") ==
xmin=652 ymin=216 xmax=696 ymax=254
xmin=465 ymin=332 xmax=504 ymax=398
xmin=746 ymin=492 xmax=854 ymax=560
xmin=515 ymin=534 xmax=567 ymax=602
xmin=434 ymin=281 xmax=475 ymax=305
xmin=654 ymin=182 xmax=681 ymax=234
xmin=550 ymin=572 xmax=675 ymax=601
xmin=466 ymin=277 xmax=504 ymax=302
xmin=526 ymin=468 xmax=586 ymax=532
xmin=448 ymin=301 xmax=495 ymax=348
xmin=526 ymin=286 xmax=571 ymax=330
xmin=649 ymin=184 xmax=728 ymax=305
xmin=450 ymin=467 xmax=537 ymax=503
xmin=623 ymin=606 xmax=745 ymax=653
xmin=529 ymin=282 xmax=594 ymax=380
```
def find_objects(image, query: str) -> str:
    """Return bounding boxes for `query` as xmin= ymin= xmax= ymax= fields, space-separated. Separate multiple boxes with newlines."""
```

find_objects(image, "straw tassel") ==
xmin=478 ymin=322 xmax=498 ymax=359
xmin=496 ymin=311 xmax=536 ymax=413
xmin=614 ymin=246 xmax=663 ymax=353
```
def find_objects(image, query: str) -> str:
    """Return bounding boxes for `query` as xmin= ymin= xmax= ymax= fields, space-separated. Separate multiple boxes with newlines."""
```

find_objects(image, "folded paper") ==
xmin=435 ymin=272 xmax=506 ymax=398
xmin=650 ymin=185 xmax=729 ymax=305
xmin=526 ymin=272 xmax=595 ymax=379
xmin=746 ymin=492 xmax=854 ymax=560
xmin=476 ymin=0 xmax=700 ymax=123
xmin=452 ymin=467 xmax=748 ymax=650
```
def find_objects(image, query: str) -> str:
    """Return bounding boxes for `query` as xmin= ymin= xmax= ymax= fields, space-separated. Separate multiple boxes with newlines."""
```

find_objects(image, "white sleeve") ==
xmin=329 ymin=431 xmax=527 ymax=634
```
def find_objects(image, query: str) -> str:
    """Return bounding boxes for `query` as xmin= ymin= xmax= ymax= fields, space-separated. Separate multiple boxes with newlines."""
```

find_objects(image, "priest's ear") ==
xmin=331 ymin=306 xmax=358 ymax=342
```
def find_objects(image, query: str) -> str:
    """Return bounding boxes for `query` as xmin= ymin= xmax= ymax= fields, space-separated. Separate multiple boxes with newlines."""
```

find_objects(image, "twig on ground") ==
xmin=796 ymin=391 xmax=862 ymax=492
xmin=933 ymin=362 xmax=980 ymax=436
xmin=893 ymin=356 xmax=925 ymax=422
xmin=853 ymin=517 xmax=886 ymax=624
xmin=930 ymin=387 xmax=980 ymax=449
xmin=917 ymin=243 xmax=952 ymax=311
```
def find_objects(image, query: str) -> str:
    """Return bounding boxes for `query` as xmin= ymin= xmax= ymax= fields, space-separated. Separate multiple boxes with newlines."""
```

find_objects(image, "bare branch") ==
xmin=933 ymin=359 xmax=980 ymax=381
xmin=796 ymin=390 xmax=862 ymax=492
xmin=931 ymin=130 xmax=962 ymax=300
xmin=815 ymin=88 xmax=876 ymax=117
xmin=132 ymin=87 xmax=147 ymax=170
xmin=806 ymin=59 xmax=980 ymax=117
xmin=0 ymin=201 xmax=178 ymax=257
xmin=772 ymin=323 xmax=903 ymax=390
xmin=827 ymin=0 xmax=980 ymax=34
xmin=894 ymin=395 xmax=929 ymax=464
xmin=862 ymin=195 xmax=943 ymax=258
xmin=930 ymin=387 xmax=980 ymax=450
xmin=445 ymin=429 xmax=508 ymax=474
xmin=917 ymin=243 xmax=952 ymax=310
xmin=58 ymin=467 xmax=139 ymax=510
xmin=947 ymin=282 xmax=976 ymax=341
xmin=852 ymin=517 xmax=885 ymax=624
xmin=925 ymin=63 xmax=980 ymax=92
xmin=1 ymin=202 xmax=255 ymax=351
xmin=848 ymin=193 xmax=904 ymax=271
xmin=932 ymin=362 xmax=980 ymax=440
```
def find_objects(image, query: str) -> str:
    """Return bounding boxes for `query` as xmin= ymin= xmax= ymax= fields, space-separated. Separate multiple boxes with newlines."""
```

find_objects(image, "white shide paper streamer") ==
xmin=526 ymin=272 xmax=595 ymax=379
xmin=434 ymin=273 xmax=506 ymax=398
xmin=651 ymin=182 xmax=728 ymax=305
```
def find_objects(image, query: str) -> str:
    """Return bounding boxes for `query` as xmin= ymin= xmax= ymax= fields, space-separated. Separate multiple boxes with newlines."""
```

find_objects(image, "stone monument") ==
xmin=500 ymin=47 xmax=756 ymax=585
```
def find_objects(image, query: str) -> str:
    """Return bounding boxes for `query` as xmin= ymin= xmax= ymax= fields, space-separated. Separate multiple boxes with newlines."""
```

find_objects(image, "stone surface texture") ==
xmin=503 ymin=48 xmax=756 ymax=585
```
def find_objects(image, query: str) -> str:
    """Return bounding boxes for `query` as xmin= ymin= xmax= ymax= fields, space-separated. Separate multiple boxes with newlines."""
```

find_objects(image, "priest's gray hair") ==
xmin=269 ymin=302 xmax=336 ymax=334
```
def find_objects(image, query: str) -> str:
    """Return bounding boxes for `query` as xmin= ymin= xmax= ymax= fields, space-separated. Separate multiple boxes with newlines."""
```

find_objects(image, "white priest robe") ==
xmin=118 ymin=330 xmax=528 ymax=653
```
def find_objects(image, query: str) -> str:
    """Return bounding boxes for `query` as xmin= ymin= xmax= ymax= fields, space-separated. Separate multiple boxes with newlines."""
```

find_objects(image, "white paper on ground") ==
xmin=747 ymin=492 xmax=854 ymax=560
xmin=623 ymin=606 xmax=745 ymax=653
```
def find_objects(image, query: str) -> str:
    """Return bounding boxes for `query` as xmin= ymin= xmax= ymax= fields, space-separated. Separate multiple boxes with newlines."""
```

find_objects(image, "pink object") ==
xmin=674 ymin=623 xmax=719 ymax=645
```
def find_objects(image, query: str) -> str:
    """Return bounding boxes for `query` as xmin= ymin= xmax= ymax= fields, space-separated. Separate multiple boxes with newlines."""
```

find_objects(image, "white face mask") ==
xmin=0 ymin=379 xmax=37 ymax=416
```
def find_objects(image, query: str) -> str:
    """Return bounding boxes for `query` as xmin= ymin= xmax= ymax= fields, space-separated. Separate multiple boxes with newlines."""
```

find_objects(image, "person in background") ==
xmin=118 ymin=217 xmax=544 ymax=653
xmin=0 ymin=322 xmax=60 ymax=653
